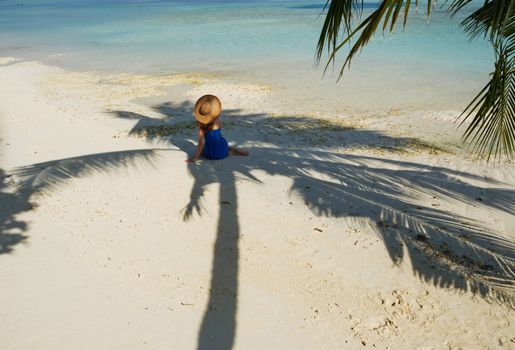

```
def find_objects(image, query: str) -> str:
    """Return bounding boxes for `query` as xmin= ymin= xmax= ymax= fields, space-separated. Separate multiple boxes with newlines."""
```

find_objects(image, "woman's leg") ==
xmin=229 ymin=146 xmax=249 ymax=156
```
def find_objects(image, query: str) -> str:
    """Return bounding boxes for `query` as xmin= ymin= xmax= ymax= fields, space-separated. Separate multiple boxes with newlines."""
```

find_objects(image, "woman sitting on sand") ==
xmin=187 ymin=94 xmax=249 ymax=163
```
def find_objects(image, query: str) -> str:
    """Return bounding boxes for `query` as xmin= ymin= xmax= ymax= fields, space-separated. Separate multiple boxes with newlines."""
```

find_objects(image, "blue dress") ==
xmin=203 ymin=128 xmax=229 ymax=160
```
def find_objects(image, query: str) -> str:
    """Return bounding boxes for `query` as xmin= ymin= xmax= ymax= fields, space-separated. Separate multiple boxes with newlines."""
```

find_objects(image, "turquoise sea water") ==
xmin=0 ymin=0 xmax=495 ymax=113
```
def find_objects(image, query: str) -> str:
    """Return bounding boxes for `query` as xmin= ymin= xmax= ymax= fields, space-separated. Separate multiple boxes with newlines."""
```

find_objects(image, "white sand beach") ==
xmin=1 ymin=58 xmax=514 ymax=349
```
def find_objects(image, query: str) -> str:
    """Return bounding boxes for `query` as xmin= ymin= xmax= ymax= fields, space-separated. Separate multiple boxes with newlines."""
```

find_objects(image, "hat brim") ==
xmin=194 ymin=95 xmax=222 ymax=124
xmin=194 ymin=110 xmax=219 ymax=124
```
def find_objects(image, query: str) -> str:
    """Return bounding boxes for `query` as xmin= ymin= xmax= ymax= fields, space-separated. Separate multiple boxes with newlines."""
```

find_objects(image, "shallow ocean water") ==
xmin=0 ymin=0 xmax=495 ymax=113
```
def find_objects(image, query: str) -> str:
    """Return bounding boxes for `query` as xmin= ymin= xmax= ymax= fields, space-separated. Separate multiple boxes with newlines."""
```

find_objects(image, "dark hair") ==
xmin=198 ymin=120 xmax=214 ymax=132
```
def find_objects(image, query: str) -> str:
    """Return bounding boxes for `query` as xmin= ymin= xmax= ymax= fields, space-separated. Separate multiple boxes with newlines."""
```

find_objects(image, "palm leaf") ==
xmin=317 ymin=0 xmax=435 ymax=78
xmin=459 ymin=0 xmax=514 ymax=40
xmin=317 ymin=0 xmax=514 ymax=159
xmin=447 ymin=0 xmax=474 ymax=15
xmin=459 ymin=40 xmax=515 ymax=161
xmin=458 ymin=2 xmax=515 ymax=160
xmin=316 ymin=0 xmax=363 ymax=63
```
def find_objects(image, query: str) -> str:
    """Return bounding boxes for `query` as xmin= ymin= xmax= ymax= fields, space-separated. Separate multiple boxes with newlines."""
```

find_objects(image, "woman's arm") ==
xmin=187 ymin=127 xmax=205 ymax=162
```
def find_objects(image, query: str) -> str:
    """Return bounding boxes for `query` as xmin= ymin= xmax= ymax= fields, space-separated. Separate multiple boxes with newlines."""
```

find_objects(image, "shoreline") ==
xmin=1 ymin=57 xmax=514 ymax=349
xmin=1 ymin=54 xmax=490 ymax=125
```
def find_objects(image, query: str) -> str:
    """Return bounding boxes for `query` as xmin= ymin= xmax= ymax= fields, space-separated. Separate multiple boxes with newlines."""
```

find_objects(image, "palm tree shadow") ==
xmin=110 ymin=101 xmax=515 ymax=348
xmin=7 ymin=100 xmax=513 ymax=349
xmin=3 ymin=99 xmax=512 ymax=349
xmin=190 ymin=165 xmax=240 ymax=350
xmin=111 ymin=101 xmax=515 ymax=349
xmin=173 ymin=140 xmax=258 ymax=349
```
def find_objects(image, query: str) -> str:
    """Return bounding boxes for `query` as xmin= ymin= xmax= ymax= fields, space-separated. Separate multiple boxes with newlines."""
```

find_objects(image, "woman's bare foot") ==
xmin=229 ymin=147 xmax=249 ymax=156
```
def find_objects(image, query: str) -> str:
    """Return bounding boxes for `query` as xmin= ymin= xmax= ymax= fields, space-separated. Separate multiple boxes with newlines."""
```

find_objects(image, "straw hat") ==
xmin=193 ymin=94 xmax=222 ymax=124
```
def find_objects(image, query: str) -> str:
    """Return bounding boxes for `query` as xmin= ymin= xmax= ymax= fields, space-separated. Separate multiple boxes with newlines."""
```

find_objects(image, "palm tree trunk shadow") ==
xmin=197 ymin=172 xmax=239 ymax=350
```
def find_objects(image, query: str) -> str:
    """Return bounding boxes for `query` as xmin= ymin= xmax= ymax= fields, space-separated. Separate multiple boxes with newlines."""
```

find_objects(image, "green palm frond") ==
xmin=317 ymin=0 xmax=515 ymax=160
xmin=447 ymin=0 xmax=474 ymax=15
xmin=458 ymin=2 xmax=515 ymax=160
xmin=316 ymin=0 xmax=364 ymax=63
xmin=316 ymin=0 xmax=432 ymax=78
xmin=459 ymin=0 xmax=514 ymax=39
xmin=459 ymin=39 xmax=515 ymax=161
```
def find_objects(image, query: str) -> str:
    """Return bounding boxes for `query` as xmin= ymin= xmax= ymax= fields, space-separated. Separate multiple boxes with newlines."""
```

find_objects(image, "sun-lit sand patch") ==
xmin=1 ymin=58 xmax=514 ymax=350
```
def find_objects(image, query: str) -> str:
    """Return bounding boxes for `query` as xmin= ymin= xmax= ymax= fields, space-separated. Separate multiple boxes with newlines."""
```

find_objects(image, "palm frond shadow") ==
xmin=0 ymin=169 xmax=29 ymax=254
xmin=111 ymin=101 xmax=445 ymax=153
xmin=111 ymin=101 xmax=515 ymax=308
xmin=13 ymin=149 xmax=162 ymax=193
xmin=2 ymin=149 xmax=164 ymax=255
xmin=285 ymin=160 xmax=515 ymax=294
